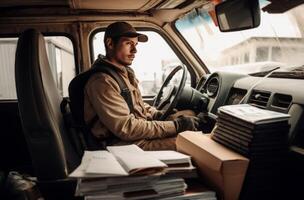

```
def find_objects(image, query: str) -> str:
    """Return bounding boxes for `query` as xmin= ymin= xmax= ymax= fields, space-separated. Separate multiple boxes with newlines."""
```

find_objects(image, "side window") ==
xmin=0 ymin=36 xmax=75 ymax=99
xmin=92 ymin=31 xmax=190 ymax=96
xmin=45 ymin=37 xmax=76 ymax=97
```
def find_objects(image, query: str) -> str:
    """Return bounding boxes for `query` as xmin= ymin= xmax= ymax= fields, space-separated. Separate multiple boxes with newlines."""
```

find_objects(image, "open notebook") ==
xmin=69 ymin=145 xmax=167 ymax=178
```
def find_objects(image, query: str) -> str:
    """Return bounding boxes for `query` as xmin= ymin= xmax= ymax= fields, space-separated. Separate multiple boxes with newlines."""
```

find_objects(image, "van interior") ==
xmin=0 ymin=0 xmax=304 ymax=199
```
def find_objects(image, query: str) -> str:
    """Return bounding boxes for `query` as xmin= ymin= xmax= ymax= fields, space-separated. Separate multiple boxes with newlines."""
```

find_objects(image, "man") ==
xmin=84 ymin=21 xmax=201 ymax=150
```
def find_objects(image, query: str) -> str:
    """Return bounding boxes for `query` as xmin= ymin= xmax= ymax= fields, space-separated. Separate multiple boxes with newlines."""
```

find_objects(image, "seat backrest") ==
xmin=15 ymin=29 xmax=80 ymax=181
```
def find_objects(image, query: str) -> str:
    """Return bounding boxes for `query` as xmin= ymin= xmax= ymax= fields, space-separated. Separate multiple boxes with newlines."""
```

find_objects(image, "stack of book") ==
xmin=144 ymin=150 xmax=197 ymax=179
xmin=69 ymin=145 xmax=216 ymax=200
xmin=211 ymin=104 xmax=290 ymax=199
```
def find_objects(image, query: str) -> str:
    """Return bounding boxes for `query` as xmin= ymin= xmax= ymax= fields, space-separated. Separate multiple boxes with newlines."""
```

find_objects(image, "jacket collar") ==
xmin=97 ymin=55 xmax=128 ymax=75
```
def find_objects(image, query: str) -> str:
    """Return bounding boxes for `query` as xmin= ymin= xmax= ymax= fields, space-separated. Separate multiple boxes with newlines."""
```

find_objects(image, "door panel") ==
xmin=0 ymin=101 xmax=32 ymax=173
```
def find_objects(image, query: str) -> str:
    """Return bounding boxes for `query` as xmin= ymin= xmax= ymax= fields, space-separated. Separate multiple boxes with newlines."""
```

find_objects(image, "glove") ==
xmin=196 ymin=112 xmax=216 ymax=133
xmin=197 ymin=112 xmax=208 ymax=124
xmin=173 ymin=115 xmax=201 ymax=133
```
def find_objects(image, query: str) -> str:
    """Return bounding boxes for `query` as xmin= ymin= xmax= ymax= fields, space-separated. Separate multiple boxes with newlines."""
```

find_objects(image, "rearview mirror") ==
xmin=215 ymin=0 xmax=260 ymax=32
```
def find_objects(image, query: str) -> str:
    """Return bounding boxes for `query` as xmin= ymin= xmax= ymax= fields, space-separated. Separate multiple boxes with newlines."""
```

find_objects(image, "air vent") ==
xmin=272 ymin=93 xmax=292 ymax=109
xmin=248 ymin=90 xmax=271 ymax=109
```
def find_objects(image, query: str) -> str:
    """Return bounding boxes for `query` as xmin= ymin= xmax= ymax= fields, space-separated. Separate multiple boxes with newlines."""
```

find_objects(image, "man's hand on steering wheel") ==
xmin=173 ymin=114 xmax=207 ymax=133
xmin=152 ymin=65 xmax=212 ymax=132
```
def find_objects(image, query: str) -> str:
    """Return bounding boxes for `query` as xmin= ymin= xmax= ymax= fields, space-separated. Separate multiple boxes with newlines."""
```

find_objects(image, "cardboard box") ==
xmin=176 ymin=131 xmax=249 ymax=200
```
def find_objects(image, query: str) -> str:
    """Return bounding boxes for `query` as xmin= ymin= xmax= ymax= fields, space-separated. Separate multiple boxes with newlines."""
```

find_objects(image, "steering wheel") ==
xmin=153 ymin=65 xmax=187 ymax=120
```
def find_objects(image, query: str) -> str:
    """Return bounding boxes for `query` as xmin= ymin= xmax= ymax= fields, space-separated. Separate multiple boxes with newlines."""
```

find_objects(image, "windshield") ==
xmin=175 ymin=1 xmax=304 ymax=74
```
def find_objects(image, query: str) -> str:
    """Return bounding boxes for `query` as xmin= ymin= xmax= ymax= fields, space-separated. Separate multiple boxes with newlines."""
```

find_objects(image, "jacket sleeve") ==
xmin=85 ymin=73 xmax=177 ymax=142
xmin=144 ymin=102 xmax=158 ymax=119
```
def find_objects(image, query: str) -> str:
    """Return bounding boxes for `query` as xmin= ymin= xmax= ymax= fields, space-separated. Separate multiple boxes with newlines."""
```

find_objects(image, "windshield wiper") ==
xmin=290 ymin=65 xmax=304 ymax=72
xmin=251 ymin=65 xmax=304 ymax=79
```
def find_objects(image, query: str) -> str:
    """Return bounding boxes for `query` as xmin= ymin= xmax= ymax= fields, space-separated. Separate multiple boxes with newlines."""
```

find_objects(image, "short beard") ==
xmin=118 ymin=59 xmax=132 ymax=66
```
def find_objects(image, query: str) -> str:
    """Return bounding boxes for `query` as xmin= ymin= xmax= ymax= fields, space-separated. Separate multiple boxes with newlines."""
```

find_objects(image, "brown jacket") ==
xmin=83 ymin=58 xmax=177 ymax=146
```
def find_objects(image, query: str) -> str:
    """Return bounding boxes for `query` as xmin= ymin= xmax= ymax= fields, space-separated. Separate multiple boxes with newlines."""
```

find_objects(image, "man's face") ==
xmin=112 ymin=36 xmax=138 ymax=66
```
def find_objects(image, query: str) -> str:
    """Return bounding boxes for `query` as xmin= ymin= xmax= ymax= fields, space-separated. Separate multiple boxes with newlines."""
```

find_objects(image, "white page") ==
xmin=107 ymin=144 xmax=144 ymax=154
xmin=107 ymin=145 xmax=167 ymax=174
xmin=69 ymin=151 xmax=110 ymax=178
xmin=85 ymin=151 xmax=128 ymax=176
xmin=144 ymin=151 xmax=191 ymax=164
xmin=218 ymin=104 xmax=290 ymax=124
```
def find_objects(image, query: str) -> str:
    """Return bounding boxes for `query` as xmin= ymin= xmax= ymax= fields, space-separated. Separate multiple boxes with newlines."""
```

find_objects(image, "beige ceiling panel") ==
xmin=70 ymin=0 xmax=158 ymax=10
xmin=137 ymin=0 xmax=163 ymax=11
xmin=0 ymin=0 xmax=69 ymax=7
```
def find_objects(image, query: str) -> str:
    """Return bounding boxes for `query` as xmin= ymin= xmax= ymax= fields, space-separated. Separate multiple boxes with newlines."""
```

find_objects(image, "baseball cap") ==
xmin=104 ymin=21 xmax=148 ymax=42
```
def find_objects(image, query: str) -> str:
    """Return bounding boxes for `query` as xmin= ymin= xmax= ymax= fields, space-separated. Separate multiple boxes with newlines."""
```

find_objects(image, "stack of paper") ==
xmin=211 ymin=104 xmax=290 ymax=199
xmin=69 ymin=145 xmax=215 ymax=200
xmin=82 ymin=177 xmax=187 ymax=200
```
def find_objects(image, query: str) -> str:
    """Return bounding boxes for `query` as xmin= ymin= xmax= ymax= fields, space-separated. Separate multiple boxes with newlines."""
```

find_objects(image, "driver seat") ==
xmin=14 ymin=28 xmax=80 ymax=199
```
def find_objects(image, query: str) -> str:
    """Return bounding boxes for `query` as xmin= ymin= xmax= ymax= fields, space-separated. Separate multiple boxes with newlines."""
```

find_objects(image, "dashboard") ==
xmin=196 ymin=71 xmax=246 ymax=114
xmin=196 ymin=71 xmax=304 ymax=149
